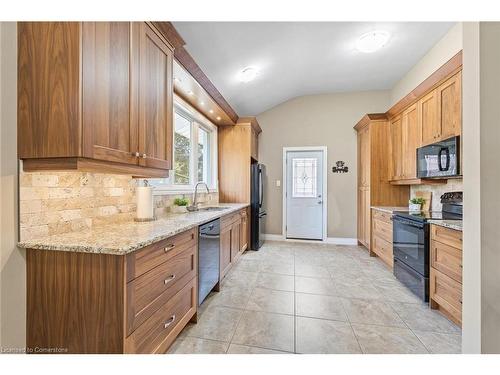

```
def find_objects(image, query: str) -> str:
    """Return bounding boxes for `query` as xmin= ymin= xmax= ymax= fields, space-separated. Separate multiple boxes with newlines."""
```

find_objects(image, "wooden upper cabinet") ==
xmin=82 ymin=22 xmax=137 ymax=165
xmin=18 ymin=22 xmax=82 ymax=158
xmin=357 ymin=125 xmax=370 ymax=187
xmin=437 ymin=72 xmax=462 ymax=140
xmin=389 ymin=116 xmax=403 ymax=180
xmin=401 ymin=103 xmax=421 ymax=179
xmin=420 ymin=89 xmax=439 ymax=146
xmin=136 ymin=23 xmax=173 ymax=170
xmin=18 ymin=22 xmax=174 ymax=177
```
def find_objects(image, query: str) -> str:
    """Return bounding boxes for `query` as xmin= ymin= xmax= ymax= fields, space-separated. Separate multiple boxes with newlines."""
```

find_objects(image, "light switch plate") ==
xmin=276 ymin=180 xmax=281 ymax=187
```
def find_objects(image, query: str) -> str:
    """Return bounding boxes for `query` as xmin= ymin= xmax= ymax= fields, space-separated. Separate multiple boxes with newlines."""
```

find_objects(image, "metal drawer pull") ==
xmin=164 ymin=274 xmax=176 ymax=284
xmin=163 ymin=315 xmax=176 ymax=329
xmin=164 ymin=244 xmax=175 ymax=252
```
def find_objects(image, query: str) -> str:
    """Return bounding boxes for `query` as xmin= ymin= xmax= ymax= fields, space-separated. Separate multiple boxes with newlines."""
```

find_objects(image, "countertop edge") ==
xmin=370 ymin=206 xmax=408 ymax=214
xmin=427 ymin=219 xmax=463 ymax=232
xmin=18 ymin=203 xmax=249 ymax=255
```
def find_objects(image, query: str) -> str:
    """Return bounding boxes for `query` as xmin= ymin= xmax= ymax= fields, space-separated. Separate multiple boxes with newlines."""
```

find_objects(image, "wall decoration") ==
xmin=332 ymin=161 xmax=349 ymax=173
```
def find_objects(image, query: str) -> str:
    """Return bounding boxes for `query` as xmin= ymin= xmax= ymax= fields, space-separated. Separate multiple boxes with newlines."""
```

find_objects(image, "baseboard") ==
xmin=262 ymin=234 xmax=358 ymax=245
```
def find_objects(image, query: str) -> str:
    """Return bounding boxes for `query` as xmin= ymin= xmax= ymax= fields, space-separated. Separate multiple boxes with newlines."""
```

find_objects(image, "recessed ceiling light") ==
xmin=238 ymin=67 xmax=259 ymax=83
xmin=209 ymin=109 xmax=214 ymax=114
xmin=216 ymin=116 xmax=221 ymax=121
xmin=356 ymin=31 xmax=390 ymax=53
xmin=187 ymin=90 xmax=194 ymax=96
xmin=199 ymin=101 xmax=205 ymax=106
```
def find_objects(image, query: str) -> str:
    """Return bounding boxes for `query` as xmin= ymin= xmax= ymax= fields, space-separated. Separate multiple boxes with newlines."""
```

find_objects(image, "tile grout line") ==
xmin=339 ymin=295 xmax=365 ymax=354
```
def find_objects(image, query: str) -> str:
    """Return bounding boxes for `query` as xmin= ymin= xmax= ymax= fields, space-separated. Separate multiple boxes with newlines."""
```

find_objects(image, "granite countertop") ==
xmin=428 ymin=219 xmax=463 ymax=232
xmin=18 ymin=203 xmax=249 ymax=255
xmin=371 ymin=206 xmax=408 ymax=214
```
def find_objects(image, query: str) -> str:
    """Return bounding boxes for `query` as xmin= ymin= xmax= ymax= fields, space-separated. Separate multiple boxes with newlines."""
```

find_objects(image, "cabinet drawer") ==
xmin=126 ymin=243 xmax=196 ymax=334
xmin=430 ymin=240 xmax=462 ymax=283
xmin=372 ymin=209 xmax=392 ymax=224
xmin=372 ymin=217 xmax=393 ymax=243
xmin=431 ymin=225 xmax=462 ymax=249
xmin=372 ymin=235 xmax=393 ymax=267
xmin=430 ymin=268 xmax=462 ymax=325
xmin=127 ymin=228 xmax=197 ymax=280
xmin=221 ymin=211 xmax=241 ymax=229
xmin=125 ymin=278 xmax=197 ymax=354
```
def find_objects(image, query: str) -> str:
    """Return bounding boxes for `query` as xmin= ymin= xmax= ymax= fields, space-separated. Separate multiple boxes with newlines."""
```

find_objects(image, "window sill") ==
xmin=152 ymin=187 xmax=218 ymax=196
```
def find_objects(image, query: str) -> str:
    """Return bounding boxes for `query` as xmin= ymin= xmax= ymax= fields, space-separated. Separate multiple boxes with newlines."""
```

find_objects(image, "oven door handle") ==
xmin=393 ymin=218 xmax=425 ymax=229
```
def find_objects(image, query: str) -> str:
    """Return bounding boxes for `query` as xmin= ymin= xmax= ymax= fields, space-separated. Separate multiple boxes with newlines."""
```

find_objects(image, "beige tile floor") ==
xmin=169 ymin=241 xmax=462 ymax=354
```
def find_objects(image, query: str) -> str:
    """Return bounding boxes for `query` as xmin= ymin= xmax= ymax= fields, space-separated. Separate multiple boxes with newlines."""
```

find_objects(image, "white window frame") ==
xmin=151 ymin=96 xmax=218 ymax=195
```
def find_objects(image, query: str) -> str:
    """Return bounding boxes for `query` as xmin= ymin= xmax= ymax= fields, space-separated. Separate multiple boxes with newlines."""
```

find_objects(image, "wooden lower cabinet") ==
xmin=370 ymin=208 xmax=394 ymax=268
xmin=430 ymin=224 xmax=463 ymax=326
xmin=26 ymin=227 xmax=198 ymax=354
xmin=219 ymin=208 xmax=248 ymax=280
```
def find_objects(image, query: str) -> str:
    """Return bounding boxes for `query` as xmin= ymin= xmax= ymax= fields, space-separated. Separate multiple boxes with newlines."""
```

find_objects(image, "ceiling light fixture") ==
xmin=216 ymin=116 xmax=221 ymax=121
xmin=356 ymin=31 xmax=390 ymax=53
xmin=238 ymin=67 xmax=259 ymax=83
xmin=209 ymin=109 xmax=214 ymax=114
xmin=199 ymin=101 xmax=205 ymax=106
xmin=187 ymin=90 xmax=194 ymax=96
xmin=174 ymin=77 xmax=182 ymax=83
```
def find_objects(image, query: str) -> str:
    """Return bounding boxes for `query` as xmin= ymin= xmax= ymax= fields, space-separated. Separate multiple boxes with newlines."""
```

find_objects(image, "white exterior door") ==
xmin=285 ymin=150 xmax=324 ymax=240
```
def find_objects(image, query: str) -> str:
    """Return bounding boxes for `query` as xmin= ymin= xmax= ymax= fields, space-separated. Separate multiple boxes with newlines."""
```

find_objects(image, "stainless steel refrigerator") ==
xmin=250 ymin=163 xmax=266 ymax=250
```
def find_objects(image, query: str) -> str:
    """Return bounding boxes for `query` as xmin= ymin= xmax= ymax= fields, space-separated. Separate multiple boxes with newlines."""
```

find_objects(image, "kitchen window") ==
xmin=150 ymin=99 xmax=218 ymax=194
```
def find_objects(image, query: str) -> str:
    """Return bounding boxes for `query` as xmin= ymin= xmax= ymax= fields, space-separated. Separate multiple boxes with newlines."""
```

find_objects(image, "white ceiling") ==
xmin=173 ymin=22 xmax=454 ymax=116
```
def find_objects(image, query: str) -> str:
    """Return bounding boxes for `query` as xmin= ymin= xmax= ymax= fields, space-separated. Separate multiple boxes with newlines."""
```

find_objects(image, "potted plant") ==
xmin=171 ymin=197 xmax=189 ymax=214
xmin=409 ymin=197 xmax=425 ymax=212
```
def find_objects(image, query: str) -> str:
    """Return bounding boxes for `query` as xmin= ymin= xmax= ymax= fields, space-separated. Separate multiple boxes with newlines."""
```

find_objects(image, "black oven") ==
xmin=417 ymin=136 xmax=460 ymax=178
xmin=392 ymin=216 xmax=429 ymax=276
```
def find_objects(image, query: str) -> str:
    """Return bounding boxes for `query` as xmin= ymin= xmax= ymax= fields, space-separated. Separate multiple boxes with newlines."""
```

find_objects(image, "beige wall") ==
xmin=478 ymin=22 xmax=500 ymax=353
xmin=462 ymin=21 xmax=481 ymax=354
xmin=1 ymin=22 xmax=25 ymax=351
xmin=257 ymin=91 xmax=390 ymax=239
xmin=390 ymin=23 xmax=463 ymax=106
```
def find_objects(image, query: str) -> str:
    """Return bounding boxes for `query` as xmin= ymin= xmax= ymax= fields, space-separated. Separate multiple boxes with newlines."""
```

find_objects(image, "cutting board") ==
xmin=414 ymin=191 xmax=432 ymax=212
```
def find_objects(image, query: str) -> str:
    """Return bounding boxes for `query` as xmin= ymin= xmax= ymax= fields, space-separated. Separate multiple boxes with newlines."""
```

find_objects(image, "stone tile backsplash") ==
xmin=410 ymin=179 xmax=463 ymax=211
xmin=19 ymin=171 xmax=218 ymax=241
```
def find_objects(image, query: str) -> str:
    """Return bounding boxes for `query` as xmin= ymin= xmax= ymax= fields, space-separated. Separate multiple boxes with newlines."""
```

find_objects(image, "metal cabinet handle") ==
xmin=164 ymin=274 xmax=176 ymax=284
xmin=133 ymin=152 xmax=140 ymax=157
xmin=164 ymin=244 xmax=175 ymax=252
xmin=142 ymin=153 xmax=147 ymax=159
xmin=163 ymin=315 xmax=176 ymax=328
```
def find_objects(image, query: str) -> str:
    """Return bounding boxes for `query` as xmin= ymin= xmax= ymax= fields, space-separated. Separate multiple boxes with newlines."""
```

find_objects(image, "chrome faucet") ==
xmin=187 ymin=182 xmax=210 ymax=211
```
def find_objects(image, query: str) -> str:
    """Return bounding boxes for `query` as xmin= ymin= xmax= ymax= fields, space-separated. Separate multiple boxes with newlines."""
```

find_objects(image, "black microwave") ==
xmin=417 ymin=136 xmax=460 ymax=178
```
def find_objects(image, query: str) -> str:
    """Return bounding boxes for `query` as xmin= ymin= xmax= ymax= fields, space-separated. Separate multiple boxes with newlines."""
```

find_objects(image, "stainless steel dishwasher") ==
xmin=198 ymin=218 xmax=220 ymax=305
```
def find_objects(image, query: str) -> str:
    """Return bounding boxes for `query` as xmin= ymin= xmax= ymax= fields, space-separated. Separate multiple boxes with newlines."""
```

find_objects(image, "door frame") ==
xmin=282 ymin=146 xmax=328 ymax=241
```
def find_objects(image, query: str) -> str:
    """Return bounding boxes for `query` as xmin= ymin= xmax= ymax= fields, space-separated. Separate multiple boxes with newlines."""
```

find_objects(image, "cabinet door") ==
xmin=437 ymin=72 xmax=462 ymax=140
xmin=389 ymin=116 xmax=403 ymax=180
xmin=401 ymin=103 xmax=421 ymax=179
xmin=363 ymin=188 xmax=371 ymax=248
xmin=250 ymin=128 xmax=258 ymax=160
xmin=420 ymin=89 xmax=439 ymax=146
xmin=240 ymin=209 xmax=248 ymax=252
xmin=231 ymin=221 xmax=241 ymax=262
xmin=357 ymin=126 xmax=370 ymax=187
xmin=220 ymin=227 xmax=232 ymax=279
xmin=135 ymin=22 xmax=173 ymax=170
xmin=82 ymin=22 xmax=138 ymax=165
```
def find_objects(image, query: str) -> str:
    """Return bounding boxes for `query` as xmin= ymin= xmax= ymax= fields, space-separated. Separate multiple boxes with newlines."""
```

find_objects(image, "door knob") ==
xmin=318 ymin=200 xmax=323 ymax=204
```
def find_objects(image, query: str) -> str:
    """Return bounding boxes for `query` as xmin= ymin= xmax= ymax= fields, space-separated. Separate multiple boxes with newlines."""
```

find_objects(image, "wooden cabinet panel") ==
xmin=82 ymin=22 xmax=138 ymax=165
xmin=126 ymin=243 xmax=196 ymax=334
xmin=18 ymin=22 xmax=82 ymax=159
xmin=420 ymin=89 xmax=439 ymax=146
xmin=372 ymin=235 xmax=393 ymax=268
xmin=358 ymin=125 xmax=370 ymax=187
xmin=372 ymin=217 xmax=392 ymax=244
xmin=437 ymin=72 xmax=462 ymax=140
xmin=430 ymin=268 xmax=462 ymax=325
xmin=358 ymin=187 xmax=370 ymax=248
xmin=240 ymin=208 xmax=249 ymax=252
xmin=220 ymin=226 xmax=232 ymax=279
xmin=136 ymin=23 xmax=173 ymax=170
xmin=251 ymin=128 xmax=259 ymax=160
xmin=431 ymin=225 xmax=462 ymax=249
xmin=231 ymin=221 xmax=241 ymax=262
xmin=401 ymin=103 xmax=421 ymax=179
xmin=125 ymin=278 xmax=197 ymax=354
xmin=390 ymin=116 xmax=403 ymax=180
xmin=430 ymin=240 xmax=462 ymax=283
xmin=127 ymin=228 xmax=196 ymax=281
